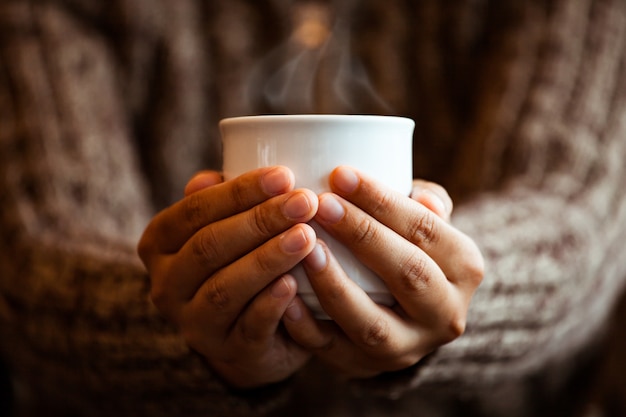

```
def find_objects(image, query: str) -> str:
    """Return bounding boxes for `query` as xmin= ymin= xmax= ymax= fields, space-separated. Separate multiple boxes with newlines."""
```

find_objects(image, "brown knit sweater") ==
xmin=1 ymin=0 xmax=626 ymax=416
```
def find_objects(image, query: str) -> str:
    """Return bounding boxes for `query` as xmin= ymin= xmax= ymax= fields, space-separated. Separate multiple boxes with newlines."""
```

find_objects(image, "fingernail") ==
xmin=304 ymin=243 xmax=327 ymax=272
xmin=280 ymin=227 xmax=308 ymax=254
xmin=317 ymin=194 xmax=345 ymax=224
xmin=282 ymin=192 xmax=312 ymax=220
xmin=271 ymin=276 xmax=291 ymax=298
xmin=332 ymin=166 xmax=359 ymax=194
xmin=261 ymin=167 xmax=292 ymax=195
xmin=284 ymin=301 xmax=302 ymax=321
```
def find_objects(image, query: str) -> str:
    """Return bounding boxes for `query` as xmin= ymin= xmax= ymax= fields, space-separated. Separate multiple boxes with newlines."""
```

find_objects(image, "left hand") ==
xmin=281 ymin=166 xmax=484 ymax=378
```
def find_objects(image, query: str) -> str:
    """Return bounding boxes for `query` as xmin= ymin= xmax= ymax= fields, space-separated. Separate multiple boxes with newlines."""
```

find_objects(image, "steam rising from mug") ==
xmin=244 ymin=2 xmax=392 ymax=115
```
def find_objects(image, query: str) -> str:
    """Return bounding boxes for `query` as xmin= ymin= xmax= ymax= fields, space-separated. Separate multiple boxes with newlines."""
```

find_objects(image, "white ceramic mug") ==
xmin=220 ymin=114 xmax=414 ymax=318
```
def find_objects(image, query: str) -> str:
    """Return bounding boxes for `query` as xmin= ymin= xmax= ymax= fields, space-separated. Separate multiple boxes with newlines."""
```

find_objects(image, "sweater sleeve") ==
xmin=354 ymin=0 xmax=626 ymax=409
xmin=0 ymin=2 xmax=287 ymax=416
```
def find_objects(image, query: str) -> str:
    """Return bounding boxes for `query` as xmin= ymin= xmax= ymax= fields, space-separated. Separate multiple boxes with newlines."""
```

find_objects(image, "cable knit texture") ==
xmin=1 ymin=0 xmax=625 ymax=416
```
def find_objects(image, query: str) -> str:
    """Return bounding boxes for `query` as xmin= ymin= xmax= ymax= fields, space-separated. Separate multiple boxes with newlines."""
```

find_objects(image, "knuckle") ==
xmin=398 ymin=254 xmax=431 ymax=294
xmin=202 ymin=279 xmax=231 ymax=311
xmin=407 ymin=210 xmax=439 ymax=246
xmin=359 ymin=316 xmax=390 ymax=348
xmin=368 ymin=189 xmax=397 ymax=218
xmin=136 ymin=233 xmax=152 ymax=263
xmin=352 ymin=217 xmax=378 ymax=248
xmin=469 ymin=257 xmax=485 ymax=288
xmin=250 ymin=204 xmax=276 ymax=237
xmin=183 ymin=192 xmax=207 ymax=232
xmin=149 ymin=282 xmax=179 ymax=323
xmin=443 ymin=310 xmax=467 ymax=342
xmin=180 ymin=326 xmax=205 ymax=354
xmin=467 ymin=260 xmax=485 ymax=288
xmin=148 ymin=262 xmax=174 ymax=313
xmin=458 ymin=239 xmax=485 ymax=288
xmin=149 ymin=282 xmax=169 ymax=312
xmin=252 ymin=246 xmax=278 ymax=276
xmin=229 ymin=178 xmax=251 ymax=209
xmin=191 ymin=227 xmax=221 ymax=264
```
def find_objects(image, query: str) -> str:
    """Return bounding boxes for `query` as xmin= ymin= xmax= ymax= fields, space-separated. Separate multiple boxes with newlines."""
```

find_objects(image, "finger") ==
xmin=236 ymin=274 xmax=298 ymax=343
xmin=314 ymin=193 xmax=463 ymax=329
xmin=150 ymin=188 xmax=318 ymax=308
xmin=282 ymin=296 xmax=363 ymax=373
xmin=302 ymin=242 xmax=425 ymax=354
xmin=283 ymin=296 xmax=423 ymax=376
xmin=325 ymin=166 xmax=483 ymax=289
xmin=180 ymin=223 xmax=316 ymax=337
xmin=138 ymin=166 xmax=295 ymax=259
xmin=209 ymin=275 xmax=312 ymax=388
xmin=283 ymin=295 xmax=334 ymax=347
xmin=184 ymin=171 xmax=223 ymax=196
xmin=411 ymin=179 xmax=453 ymax=221
xmin=286 ymin=242 xmax=461 ymax=373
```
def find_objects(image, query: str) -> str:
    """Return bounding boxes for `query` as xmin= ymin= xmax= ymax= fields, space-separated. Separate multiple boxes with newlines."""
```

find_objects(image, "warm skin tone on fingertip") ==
xmin=184 ymin=171 xmax=223 ymax=196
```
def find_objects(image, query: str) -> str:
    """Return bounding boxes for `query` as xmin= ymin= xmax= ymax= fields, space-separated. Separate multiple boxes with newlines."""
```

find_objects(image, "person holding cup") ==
xmin=138 ymin=153 xmax=484 ymax=388
xmin=2 ymin=1 xmax=626 ymax=416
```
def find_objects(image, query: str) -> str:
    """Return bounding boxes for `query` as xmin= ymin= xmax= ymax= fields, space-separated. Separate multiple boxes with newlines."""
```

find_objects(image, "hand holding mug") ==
xmin=282 ymin=167 xmax=484 ymax=378
xmin=137 ymin=167 xmax=318 ymax=388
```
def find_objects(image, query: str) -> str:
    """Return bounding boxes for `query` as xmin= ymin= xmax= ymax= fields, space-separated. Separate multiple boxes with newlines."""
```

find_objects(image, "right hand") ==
xmin=137 ymin=166 xmax=319 ymax=388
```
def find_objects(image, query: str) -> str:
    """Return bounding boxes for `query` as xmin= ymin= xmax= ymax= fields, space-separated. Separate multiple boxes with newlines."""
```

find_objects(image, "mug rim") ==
xmin=219 ymin=114 xmax=414 ymax=128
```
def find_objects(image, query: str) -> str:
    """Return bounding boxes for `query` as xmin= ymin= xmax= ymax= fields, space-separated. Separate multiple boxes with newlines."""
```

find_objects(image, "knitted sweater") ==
xmin=1 ymin=0 xmax=625 ymax=416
